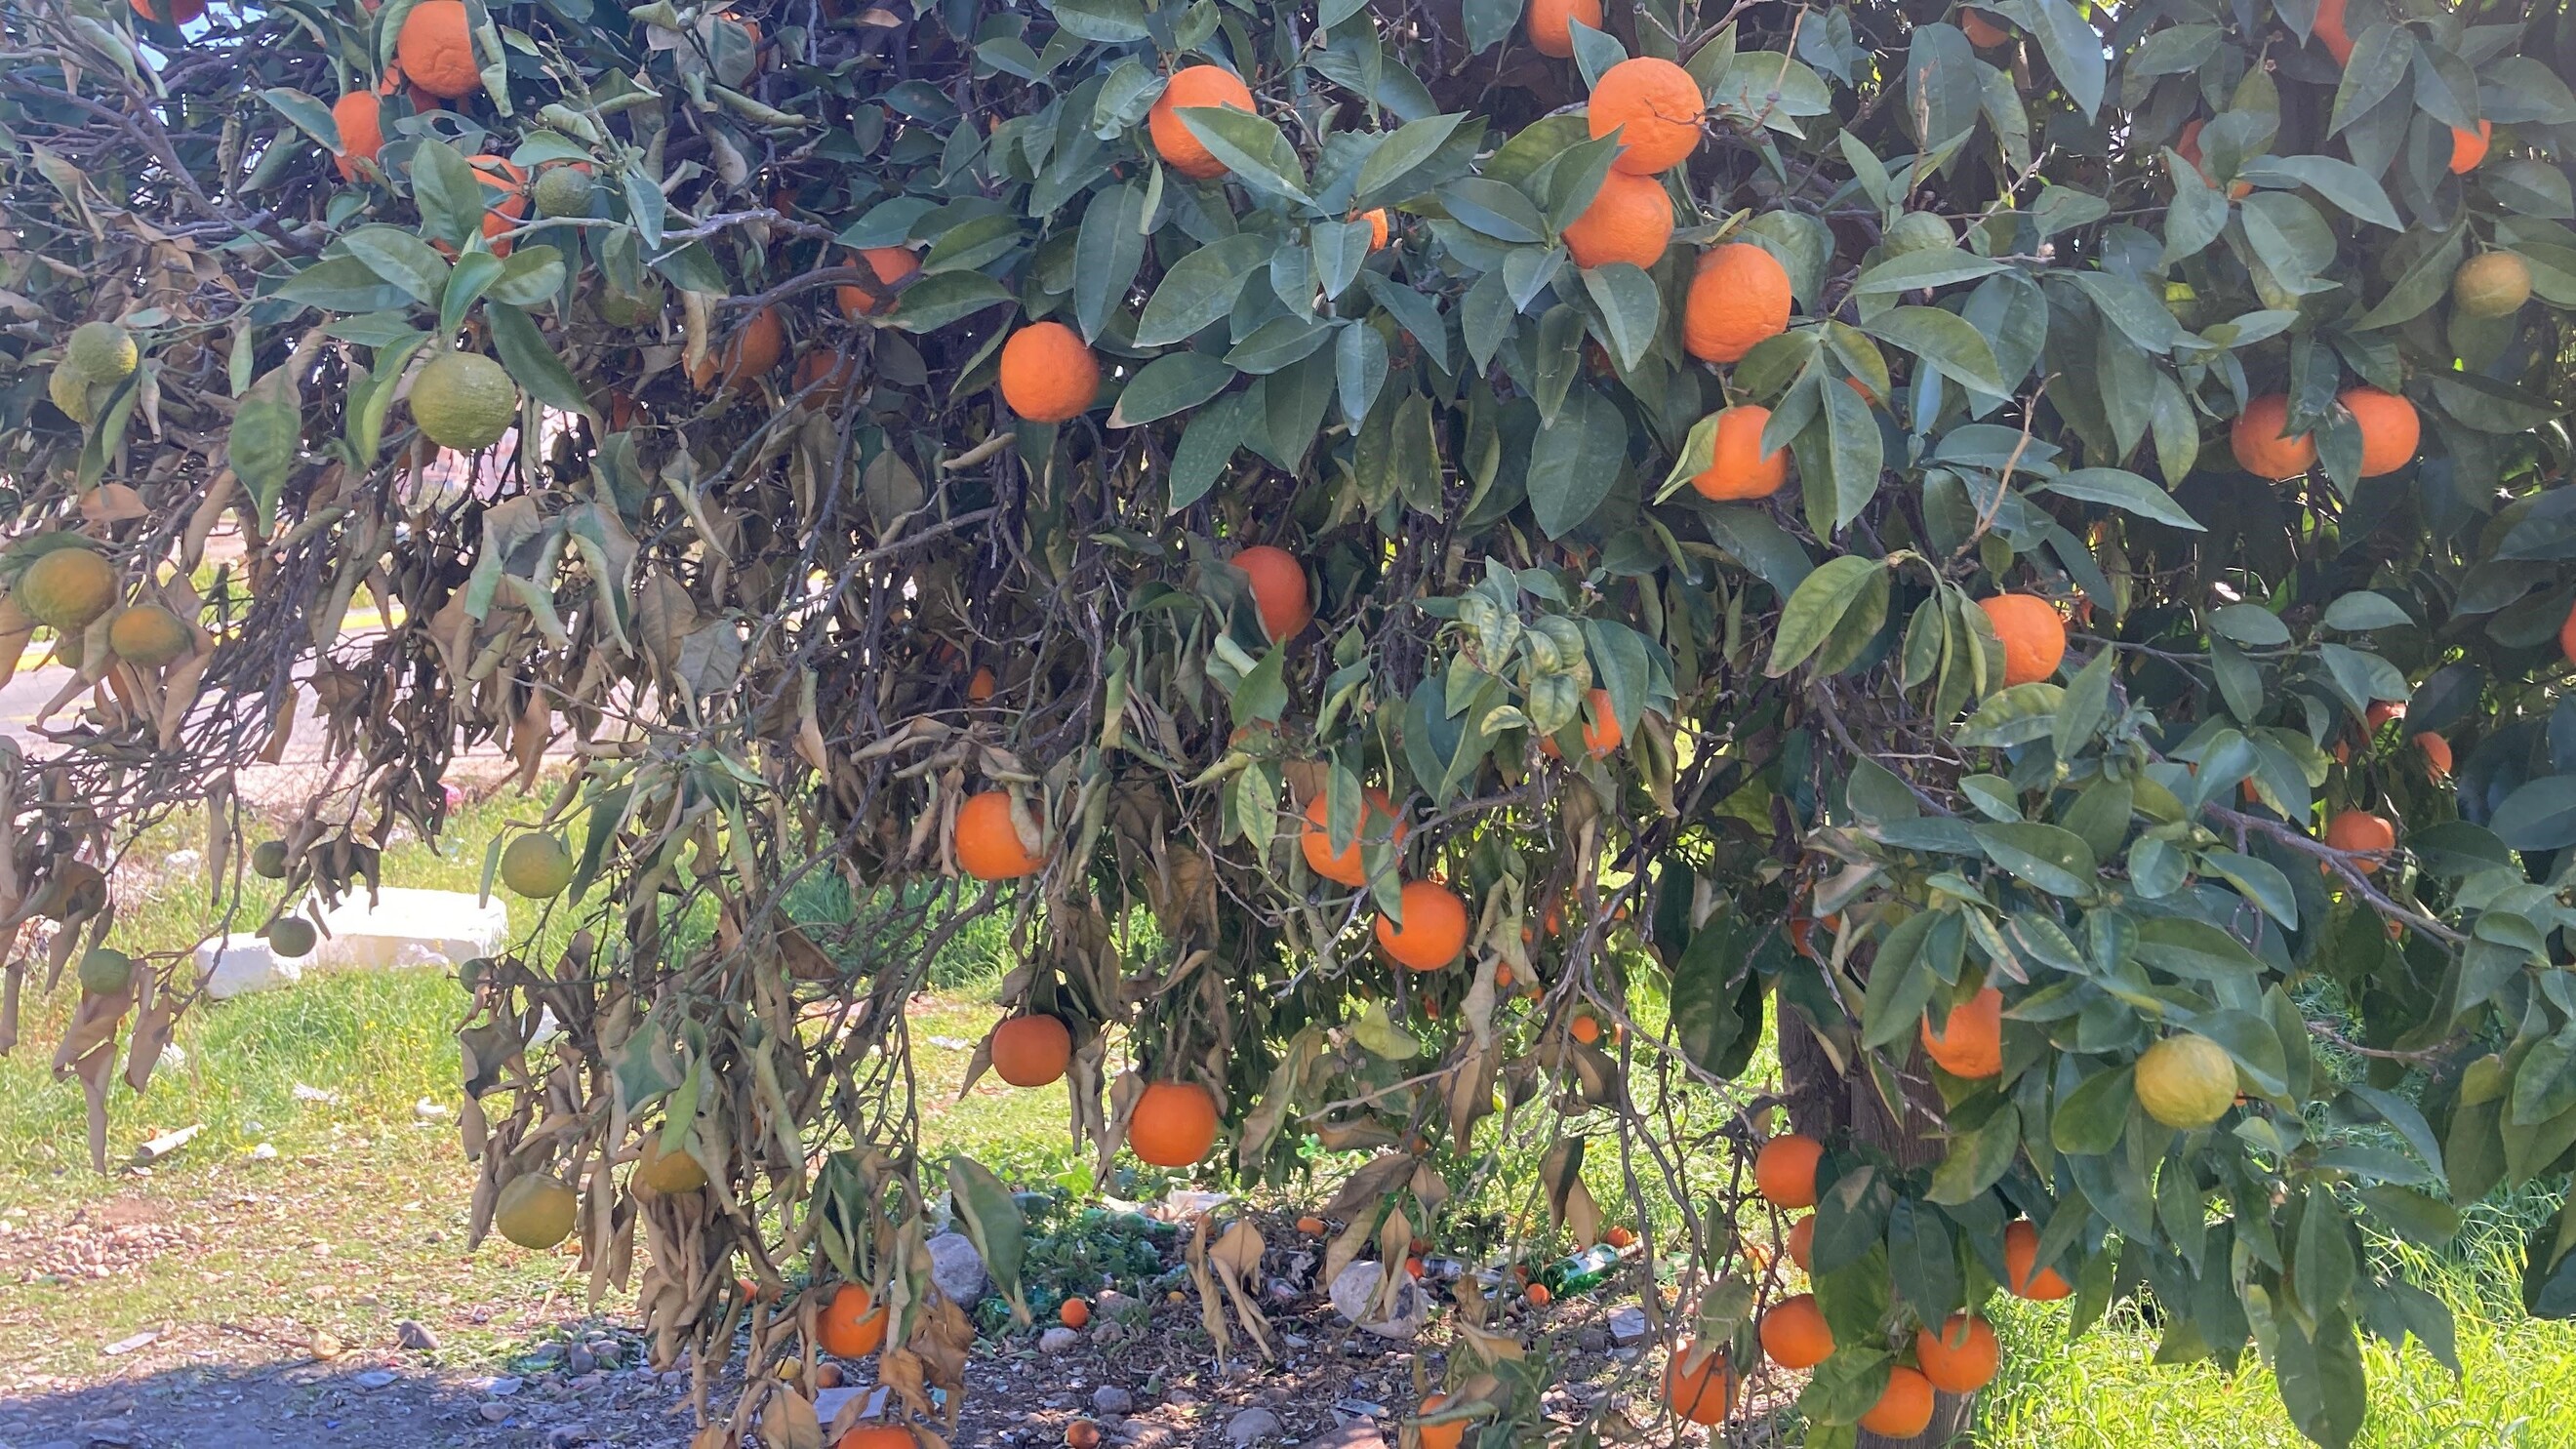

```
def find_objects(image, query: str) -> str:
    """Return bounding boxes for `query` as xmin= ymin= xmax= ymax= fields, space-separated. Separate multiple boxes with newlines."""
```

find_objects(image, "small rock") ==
xmin=34 ymin=1438 xmax=79 ymax=1449
xmin=1093 ymin=1385 xmax=1135 ymax=1416
xmin=1038 ymin=1326 xmax=1084 ymax=1355
xmin=1226 ymin=1407 xmax=1284 ymax=1445
xmin=927 ymin=1231 xmax=989 ymax=1306
xmin=249 ymin=1143 xmax=277 ymax=1161
xmin=351 ymin=1369 xmax=398 ymax=1390
xmin=1607 ymin=1306 xmax=1650 ymax=1347
xmin=395 ymin=1319 xmax=440 ymax=1351
xmin=1299 ymin=1423 xmax=1382 ymax=1449
xmin=308 ymin=1330 xmax=343 ymax=1359
xmin=478 ymin=1402 xmax=512 ymax=1424
xmin=546 ymin=1425 xmax=595 ymax=1448
xmin=1575 ymin=1327 xmax=1608 ymax=1353
xmin=486 ymin=1375 xmax=524 ymax=1397
xmin=414 ymin=1098 xmax=449 ymax=1120
xmin=567 ymin=1345 xmax=596 ymax=1376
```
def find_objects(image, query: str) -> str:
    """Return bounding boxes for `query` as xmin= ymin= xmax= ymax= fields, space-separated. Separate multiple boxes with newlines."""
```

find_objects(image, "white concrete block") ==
xmin=197 ymin=934 xmax=303 ymax=999
xmin=308 ymin=887 xmax=510 ymax=973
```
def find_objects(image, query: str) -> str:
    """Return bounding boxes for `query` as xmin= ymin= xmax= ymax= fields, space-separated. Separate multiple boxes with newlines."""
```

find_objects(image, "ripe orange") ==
xmin=1958 ymin=7 xmax=2008 ymax=46
xmin=1784 ymin=1215 xmax=1814 ymax=1272
xmin=1861 ymin=1366 xmax=1937 ymax=1436
xmin=2003 ymin=1219 xmax=2072 ymax=1301
xmin=792 ymin=348 xmax=861 ymax=405
xmin=396 ymin=0 xmax=482 ymax=100
xmin=997 ymin=321 xmax=1100 ymax=423
xmin=2231 ymin=394 xmax=2315 ymax=479
xmin=1606 ymin=1225 xmax=1635 ymax=1249
xmin=1524 ymin=0 xmax=1600 ymax=57
xmin=837 ymin=1429 xmax=914 ymax=1449
xmin=1663 ymin=1341 xmax=1736 ymax=1425
xmin=1915 ymin=1312 xmax=1999 ymax=1391
xmin=836 ymin=247 xmax=920 ymax=317
xmin=1587 ymin=58 xmax=1705 ymax=175
xmin=2416 ymin=733 xmax=2452 ymax=776
xmin=1296 ymin=1215 xmax=1327 ymax=1236
xmin=1979 ymin=594 xmax=2066 ymax=687
xmin=1754 ymin=1133 xmax=1823 ymax=1209
xmin=1561 ymin=171 xmax=1671 ymax=270
xmin=332 ymin=93 xmax=384 ymax=181
xmin=1417 ymin=1392 xmax=1465 ymax=1449
xmin=1570 ymin=1015 xmax=1602 ymax=1045
xmin=1127 ymin=1080 xmax=1221 ymax=1166
xmin=966 ymin=665 xmax=997 ymax=703
xmin=1759 ymin=1293 xmax=1833 ymax=1368
xmin=130 ymin=0 xmax=206 ymax=22
xmin=691 ymin=305 xmax=785 ymax=390
xmin=2324 ymin=809 xmax=2395 ymax=872
xmin=1919 ymin=985 xmax=2004 ymax=1079
xmin=989 ymin=1015 xmax=1072 ymax=1088
xmin=2449 ymin=118 xmax=2492 ymax=174
xmin=2313 ymin=0 xmax=2354 ymax=63
xmin=817 ymin=1282 xmax=887 ymax=1358
xmin=1375 ymin=880 xmax=1470 ymax=971
xmin=1405 ymin=1255 xmax=1426 ymax=1279
xmin=1690 ymin=404 xmax=1788 ymax=500
xmin=1524 ymin=1281 xmax=1550 ymax=1306
xmin=1359 ymin=208 xmax=1391 ymax=251
xmin=467 ymin=154 xmax=528 ymax=257
xmin=1233 ymin=543 xmax=1311 ymax=641
xmin=1684 ymin=243 xmax=1792 ymax=362
xmin=2342 ymin=386 xmax=2418 ymax=477
xmin=1300 ymin=787 xmax=1406 ymax=887
xmin=2562 ymin=598 xmax=2576 ymax=668
xmin=955 ymin=790 xmax=1045 ymax=879
xmin=1059 ymin=1296 xmax=1091 ymax=1329
xmin=2365 ymin=699 xmax=2404 ymax=732
xmin=1065 ymin=1422 xmax=1103 ymax=1449
xmin=1147 ymin=65 xmax=1256 ymax=181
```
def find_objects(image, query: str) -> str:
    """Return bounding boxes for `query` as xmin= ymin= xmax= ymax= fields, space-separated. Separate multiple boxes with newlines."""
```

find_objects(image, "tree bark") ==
xmin=1777 ymin=1008 xmax=1976 ymax=1449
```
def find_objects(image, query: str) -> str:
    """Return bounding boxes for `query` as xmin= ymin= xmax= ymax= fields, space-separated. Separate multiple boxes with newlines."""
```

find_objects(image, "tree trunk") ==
xmin=1777 ymin=1009 xmax=1977 ymax=1449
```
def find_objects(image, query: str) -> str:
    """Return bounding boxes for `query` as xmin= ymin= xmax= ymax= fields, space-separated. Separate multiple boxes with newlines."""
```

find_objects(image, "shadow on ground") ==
xmin=0 ymin=1351 xmax=702 ymax=1449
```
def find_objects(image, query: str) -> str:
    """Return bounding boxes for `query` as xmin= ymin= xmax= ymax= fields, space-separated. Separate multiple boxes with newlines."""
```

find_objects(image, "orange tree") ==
xmin=1 ymin=0 xmax=2574 ymax=1441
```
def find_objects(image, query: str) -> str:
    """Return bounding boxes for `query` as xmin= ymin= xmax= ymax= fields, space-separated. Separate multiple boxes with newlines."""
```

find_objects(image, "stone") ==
xmin=1226 ymin=1407 xmax=1284 ymax=1444
xmin=1607 ymin=1307 xmax=1650 ymax=1347
xmin=486 ymin=1375 xmax=524 ymax=1396
xmin=395 ymin=1319 xmax=439 ymax=1351
xmin=1326 ymin=1261 xmax=1428 ymax=1341
xmin=926 ymin=1230 xmax=988 ymax=1306
xmin=196 ymin=933 xmax=302 ymax=999
xmin=309 ymin=887 xmax=510 ymax=972
xmin=1092 ymin=1385 xmax=1135 ymax=1416
xmin=1038 ymin=1326 xmax=1084 ymax=1355
xmin=478 ymin=1402 xmax=512 ymax=1424
xmin=567 ymin=1345 xmax=595 ymax=1377
xmin=351 ymin=1369 xmax=398 ymax=1389
xmin=1575 ymin=1327 xmax=1608 ymax=1353
xmin=1299 ymin=1423 xmax=1383 ymax=1449
xmin=545 ymin=1425 xmax=596 ymax=1448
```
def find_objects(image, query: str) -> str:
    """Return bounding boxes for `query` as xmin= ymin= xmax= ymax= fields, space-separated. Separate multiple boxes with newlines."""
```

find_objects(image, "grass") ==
xmin=5 ymin=809 xmax=2574 ymax=1442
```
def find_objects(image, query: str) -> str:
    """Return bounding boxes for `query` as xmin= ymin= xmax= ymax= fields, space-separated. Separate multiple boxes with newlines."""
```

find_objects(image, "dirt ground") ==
xmin=0 ymin=1194 xmax=1678 ymax=1449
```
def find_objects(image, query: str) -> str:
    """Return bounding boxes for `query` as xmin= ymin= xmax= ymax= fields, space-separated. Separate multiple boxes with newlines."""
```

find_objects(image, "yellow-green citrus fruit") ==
xmin=18 ymin=546 xmax=118 ymax=630
xmin=1883 ymin=210 xmax=1952 ymax=255
xmin=66 ymin=321 xmax=139 ymax=383
xmin=47 ymin=364 xmax=96 ymax=424
xmin=264 ymin=915 xmax=319 ymax=957
xmin=2135 ymin=1033 xmax=2237 ymax=1129
xmin=636 ymin=1135 xmax=710 ymax=1193
xmin=501 ymin=832 xmax=576 ymax=898
xmin=592 ymin=278 xmax=664 ymax=329
xmin=78 ymin=946 xmax=135 ymax=996
xmin=2452 ymin=251 xmax=2532 ymax=319
xmin=532 ymin=166 xmax=596 ymax=219
xmin=410 ymin=351 xmax=519 ymax=451
xmin=252 ymin=839 xmax=290 ymax=878
xmin=108 ymin=604 xmax=192 ymax=666
xmin=494 ymin=1173 xmax=580 ymax=1250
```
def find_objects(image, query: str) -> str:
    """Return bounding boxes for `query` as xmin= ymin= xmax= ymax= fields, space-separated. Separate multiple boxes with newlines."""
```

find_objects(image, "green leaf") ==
xmin=2355 ymin=227 xmax=2467 ymax=329
xmin=2069 ymin=271 xmax=2183 ymax=353
xmin=1046 ymin=0 xmax=1149 ymax=43
xmin=272 ymin=256 xmax=417 ymax=314
xmin=340 ymin=226 xmax=453 ymax=306
xmin=2053 ymin=1066 xmax=2135 ymax=1155
xmin=1436 ymin=178 xmax=1547 ymax=243
xmin=1578 ymin=263 xmax=1660 ymax=372
xmin=2208 ymin=601 xmax=2291 ymax=646
xmin=1073 ymin=182 xmax=1147 ymax=342
xmin=1312 ymin=218 xmax=1372 ymax=302
xmin=2490 ymin=777 xmax=2576 ymax=851
xmin=1107 ymin=351 xmax=1233 ymax=427
xmin=261 ymin=86 xmax=342 ymax=153
xmin=2133 ymin=917 xmax=2262 ymax=983
xmin=1178 ymin=107 xmax=1313 ymax=204
xmin=2034 ymin=467 xmax=2205 ymax=531
xmin=2239 ymin=155 xmax=2401 ymax=229
xmin=1927 ymin=1102 xmax=2022 ymax=1203
xmin=229 ymin=365 xmax=301 ymax=528
xmin=1973 ymin=822 xmax=2099 ymax=897
xmin=439 ymin=251 xmax=503 ymax=338
xmin=1353 ymin=113 xmax=1467 ymax=208
xmin=488 ymin=246 xmax=568 ymax=308
xmin=2204 ymin=849 xmax=2297 ymax=927
xmin=2328 ymin=23 xmax=2412 ymax=136
xmin=1525 ymin=385 xmax=1626 ymax=537
xmin=1333 ymin=322 xmax=1388 ymax=424
xmin=2320 ymin=591 xmax=2410 ymax=630
xmin=1135 ymin=234 xmax=1273 ymax=347
xmin=1165 ymin=391 xmax=1249 ymax=511
xmin=1852 ymin=247 xmax=2010 ymax=297
xmin=2295 ymin=1186 xmax=2359 ymax=1321
xmin=1767 ymin=555 xmax=1886 ymax=676
xmin=410 ymin=140 xmax=486 ymax=251
xmin=1867 ymin=305 xmax=2003 ymax=394
xmin=1801 ymin=369 xmax=1883 ymax=531
xmin=888 ymin=272 xmax=1014 ymax=332
xmin=946 ymin=1155 xmax=1028 ymax=1317
xmin=2022 ymin=0 xmax=2106 ymax=117
xmin=484 ymin=303 xmax=589 ymax=420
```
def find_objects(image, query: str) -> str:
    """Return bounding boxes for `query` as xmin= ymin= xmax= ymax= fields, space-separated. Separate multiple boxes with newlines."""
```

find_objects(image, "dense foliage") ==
xmin=2 ymin=0 xmax=2575 ymax=1441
